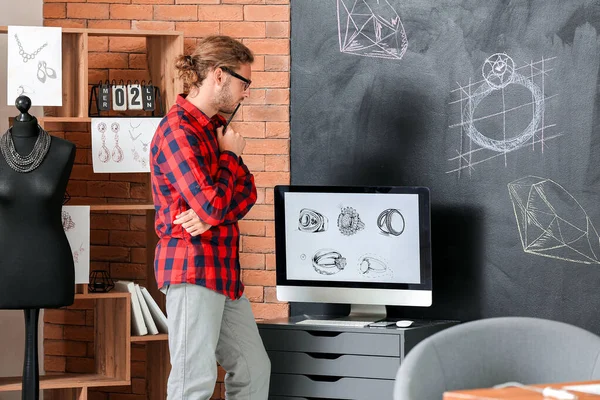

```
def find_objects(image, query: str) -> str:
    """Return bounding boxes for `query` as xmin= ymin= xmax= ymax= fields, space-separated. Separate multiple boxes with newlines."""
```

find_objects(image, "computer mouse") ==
xmin=395 ymin=320 xmax=414 ymax=328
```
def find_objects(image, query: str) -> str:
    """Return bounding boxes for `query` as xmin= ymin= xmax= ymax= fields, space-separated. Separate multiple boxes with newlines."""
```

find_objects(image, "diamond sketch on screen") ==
xmin=337 ymin=0 xmax=408 ymax=60
xmin=508 ymin=176 xmax=600 ymax=264
xmin=447 ymin=53 xmax=561 ymax=177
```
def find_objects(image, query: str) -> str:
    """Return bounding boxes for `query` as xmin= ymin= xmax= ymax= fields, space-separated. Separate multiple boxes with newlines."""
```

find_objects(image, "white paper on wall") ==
xmin=91 ymin=117 xmax=162 ymax=173
xmin=62 ymin=205 xmax=90 ymax=284
xmin=7 ymin=25 xmax=63 ymax=107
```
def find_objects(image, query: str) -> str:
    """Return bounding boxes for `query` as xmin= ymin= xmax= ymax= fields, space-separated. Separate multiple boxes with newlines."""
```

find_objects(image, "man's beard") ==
xmin=215 ymin=80 xmax=238 ymax=114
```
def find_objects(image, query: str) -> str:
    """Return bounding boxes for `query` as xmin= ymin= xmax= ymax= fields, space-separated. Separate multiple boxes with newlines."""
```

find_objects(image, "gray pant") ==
xmin=164 ymin=283 xmax=271 ymax=400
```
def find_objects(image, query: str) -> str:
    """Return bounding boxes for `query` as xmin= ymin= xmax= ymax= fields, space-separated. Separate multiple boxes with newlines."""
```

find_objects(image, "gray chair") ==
xmin=394 ymin=317 xmax=600 ymax=400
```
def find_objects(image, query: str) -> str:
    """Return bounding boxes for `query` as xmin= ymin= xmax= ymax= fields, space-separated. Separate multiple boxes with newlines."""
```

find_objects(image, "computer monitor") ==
xmin=274 ymin=185 xmax=432 ymax=321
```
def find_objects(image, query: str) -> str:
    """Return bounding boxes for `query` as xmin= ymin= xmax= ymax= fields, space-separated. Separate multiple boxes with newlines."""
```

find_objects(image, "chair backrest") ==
xmin=394 ymin=317 xmax=600 ymax=400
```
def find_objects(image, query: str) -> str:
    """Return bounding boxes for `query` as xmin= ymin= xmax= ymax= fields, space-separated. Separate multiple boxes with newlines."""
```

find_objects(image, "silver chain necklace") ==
xmin=0 ymin=127 xmax=51 ymax=173
xmin=14 ymin=34 xmax=48 ymax=63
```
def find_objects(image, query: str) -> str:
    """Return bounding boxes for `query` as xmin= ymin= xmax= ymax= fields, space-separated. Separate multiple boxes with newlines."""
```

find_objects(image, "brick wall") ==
xmin=41 ymin=1 xmax=290 ymax=398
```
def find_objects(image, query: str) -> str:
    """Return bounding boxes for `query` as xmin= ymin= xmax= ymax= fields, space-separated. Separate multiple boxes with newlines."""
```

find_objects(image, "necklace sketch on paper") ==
xmin=62 ymin=210 xmax=75 ymax=231
xmin=14 ymin=34 xmax=48 ymax=63
xmin=73 ymin=242 xmax=85 ymax=263
xmin=129 ymin=120 xmax=152 ymax=168
xmin=129 ymin=120 xmax=152 ymax=152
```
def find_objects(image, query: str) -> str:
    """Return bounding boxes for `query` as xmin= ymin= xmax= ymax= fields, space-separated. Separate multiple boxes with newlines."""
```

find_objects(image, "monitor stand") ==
xmin=335 ymin=304 xmax=387 ymax=322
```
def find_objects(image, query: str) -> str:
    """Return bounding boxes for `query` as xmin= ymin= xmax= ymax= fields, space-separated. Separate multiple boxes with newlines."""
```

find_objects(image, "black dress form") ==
xmin=0 ymin=96 xmax=76 ymax=400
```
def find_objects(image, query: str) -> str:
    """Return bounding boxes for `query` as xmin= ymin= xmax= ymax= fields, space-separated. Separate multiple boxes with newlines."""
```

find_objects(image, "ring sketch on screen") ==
xmin=447 ymin=54 xmax=561 ymax=177
xmin=298 ymin=208 xmax=328 ymax=233
xmin=358 ymin=253 xmax=393 ymax=280
xmin=312 ymin=249 xmax=347 ymax=275
xmin=508 ymin=176 xmax=600 ymax=265
xmin=377 ymin=208 xmax=405 ymax=236
xmin=338 ymin=206 xmax=365 ymax=235
xmin=337 ymin=0 xmax=408 ymax=60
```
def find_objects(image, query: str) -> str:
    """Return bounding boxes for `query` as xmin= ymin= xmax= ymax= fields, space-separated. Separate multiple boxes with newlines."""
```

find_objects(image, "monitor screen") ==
xmin=274 ymin=185 xmax=432 ymax=309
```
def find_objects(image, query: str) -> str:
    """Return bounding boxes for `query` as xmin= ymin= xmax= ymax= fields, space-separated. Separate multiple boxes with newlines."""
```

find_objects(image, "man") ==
xmin=150 ymin=35 xmax=270 ymax=400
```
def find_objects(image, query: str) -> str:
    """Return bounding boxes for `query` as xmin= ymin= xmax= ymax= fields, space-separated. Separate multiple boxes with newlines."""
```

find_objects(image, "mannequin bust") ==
xmin=0 ymin=96 xmax=76 ymax=400
xmin=0 ymin=96 xmax=76 ymax=309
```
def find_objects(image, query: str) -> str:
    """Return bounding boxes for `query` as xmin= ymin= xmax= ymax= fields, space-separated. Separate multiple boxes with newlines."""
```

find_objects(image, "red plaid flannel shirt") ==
xmin=150 ymin=94 xmax=257 ymax=300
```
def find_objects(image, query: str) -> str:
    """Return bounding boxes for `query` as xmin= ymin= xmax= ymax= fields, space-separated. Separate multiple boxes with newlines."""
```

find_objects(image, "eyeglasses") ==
xmin=220 ymin=66 xmax=252 ymax=91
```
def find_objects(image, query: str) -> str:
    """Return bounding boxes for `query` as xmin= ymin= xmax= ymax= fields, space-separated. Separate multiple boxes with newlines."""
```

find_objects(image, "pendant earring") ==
xmin=97 ymin=123 xmax=110 ymax=163
xmin=111 ymin=123 xmax=124 ymax=163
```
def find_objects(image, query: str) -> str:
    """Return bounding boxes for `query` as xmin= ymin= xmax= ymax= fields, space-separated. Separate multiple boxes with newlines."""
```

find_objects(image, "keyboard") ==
xmin=296 ymin=319 xmax=375 ymax=327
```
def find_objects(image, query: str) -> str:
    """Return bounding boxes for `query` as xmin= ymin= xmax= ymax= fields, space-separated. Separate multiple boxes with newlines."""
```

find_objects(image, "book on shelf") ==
xmin=113 ymin=280 xmax=168 ymax=336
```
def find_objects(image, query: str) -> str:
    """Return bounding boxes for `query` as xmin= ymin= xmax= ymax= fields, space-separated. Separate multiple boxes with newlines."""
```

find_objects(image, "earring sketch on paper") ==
xmin=14 ymin=34 xmax=47 ymax=63
xmin=508 ymin=176 xmax=600 ymax=265
xmin=312 ymin=249 xmax=347 ymax=275
xmin=92 ymin=117 xmax=161 ymax=172
xmin=337 ymin=0 xmax=408 ymax=60
xmin=37 ymin=61 xmax=56 ymax=84
xmin=97 ymin=123 xmax=110 ymax=163
xmin=447 ymin=53 xmax=561 ymax=177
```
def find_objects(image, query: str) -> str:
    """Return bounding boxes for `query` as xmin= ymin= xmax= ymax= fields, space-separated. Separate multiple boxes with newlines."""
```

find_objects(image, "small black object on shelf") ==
xmin=88 ymin=270 xmax=115 ymax=293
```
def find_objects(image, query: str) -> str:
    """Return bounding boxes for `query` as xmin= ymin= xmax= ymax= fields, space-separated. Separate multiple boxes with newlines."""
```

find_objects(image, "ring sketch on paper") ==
xmin=337 ymin=0 xmax=408 ymax=60
xmin=298 ymin=208 xmax=328 ymax=233
xmin=7 ymin=26 xmax=62 ymax=107
xmin=508 ymin=176 xmax=600 ymax=265
xmin=447 ymin=53 xmax=561 ymax=177
xmin=358 ymin=253 xmax=393 ymax=280
xmin=91 ymin=117 xmax=161 ymax=173
xmin=337 ymin=206 xmax=365 ymax=235
xmin=62 ymin=206 xmax=91 ymax=284
xmin=377 ymin=208 xmax=405 ymax=236
xmin=312 ymin=249 xmax=347 ymax=275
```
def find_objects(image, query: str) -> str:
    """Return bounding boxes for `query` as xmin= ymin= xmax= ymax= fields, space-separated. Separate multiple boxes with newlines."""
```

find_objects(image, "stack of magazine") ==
xmin=114 ymin=280 xmax=168 ymax=336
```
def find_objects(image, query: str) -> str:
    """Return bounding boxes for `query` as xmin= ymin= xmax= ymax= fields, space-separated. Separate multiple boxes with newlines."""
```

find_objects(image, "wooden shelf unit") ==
xmin=0 ymin=26 xmax=183 ymax=399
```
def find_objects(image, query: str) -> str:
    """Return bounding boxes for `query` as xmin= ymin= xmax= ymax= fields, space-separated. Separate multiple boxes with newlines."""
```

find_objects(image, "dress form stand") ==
xmin=14 ymin=96 xmax=41 ymax=400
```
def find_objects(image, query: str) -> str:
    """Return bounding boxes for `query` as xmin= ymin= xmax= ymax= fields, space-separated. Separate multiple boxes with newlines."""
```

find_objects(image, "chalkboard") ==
xmin=290 ymin=0 xmax=600 ymax=332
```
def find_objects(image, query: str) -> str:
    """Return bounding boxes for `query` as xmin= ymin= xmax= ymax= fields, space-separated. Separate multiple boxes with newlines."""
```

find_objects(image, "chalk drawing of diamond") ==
xmin=337 ymin=0 xmax=408 ymax=60
xmin=508 ymin=176 xmax=600 ymax=264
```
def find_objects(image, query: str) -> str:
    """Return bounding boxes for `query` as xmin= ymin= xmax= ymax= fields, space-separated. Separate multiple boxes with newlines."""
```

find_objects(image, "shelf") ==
xmin=130 ymin=333 xmax=168 ymax=343
xmin=0 ymin=374 xmax=129 ymax=392
xmin=75 ymin=292 xmax=129 ymax=300
xmin=40 ymin=117 xmax=91 ymax=124
xmin=0 ymin=26 xmax=181 ymax=37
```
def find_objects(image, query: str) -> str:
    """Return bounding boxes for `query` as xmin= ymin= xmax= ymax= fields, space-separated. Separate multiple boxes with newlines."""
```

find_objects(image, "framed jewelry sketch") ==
xmin=7 ymin=25 xmax=63 ymax=107
xmin=91 ymin=117 xmax=162 ymax=173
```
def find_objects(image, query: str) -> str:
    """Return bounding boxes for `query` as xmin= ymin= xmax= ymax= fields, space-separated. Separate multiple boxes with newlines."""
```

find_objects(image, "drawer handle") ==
xmin=306 ymin=353 xmax=343 ymax=360
xmin=305 ymin=375 xmax=343 ymax=382
xmin=305 ymin=331 xmax=343 ymax=337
